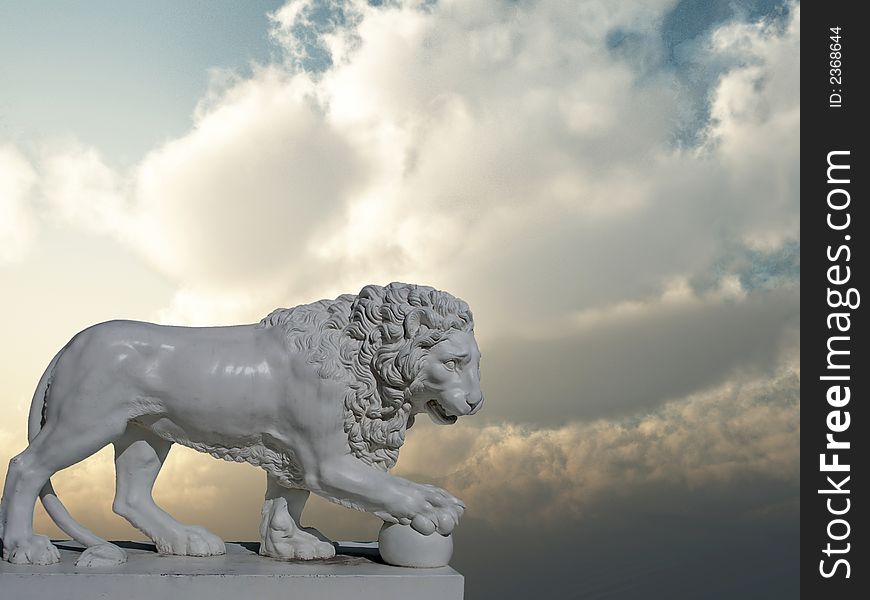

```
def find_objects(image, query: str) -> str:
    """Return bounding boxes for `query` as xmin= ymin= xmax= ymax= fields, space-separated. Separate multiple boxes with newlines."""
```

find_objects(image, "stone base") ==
xmin=0 ymin=540 xmax=464 ymax=600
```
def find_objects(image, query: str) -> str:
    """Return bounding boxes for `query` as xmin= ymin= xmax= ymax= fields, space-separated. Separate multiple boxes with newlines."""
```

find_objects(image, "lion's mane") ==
xmin=257 ymin=282 xmax=474 ymax=470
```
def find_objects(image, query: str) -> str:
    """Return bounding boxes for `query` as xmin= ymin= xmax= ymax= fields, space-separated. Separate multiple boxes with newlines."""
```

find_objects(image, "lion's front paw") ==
xmin=378 ymin=483 xmax=465 ymax=536
xmin=260 ymin=528 xmax=336 ymax=561
xmin=259 ymin=496 xmax=335 ymax=561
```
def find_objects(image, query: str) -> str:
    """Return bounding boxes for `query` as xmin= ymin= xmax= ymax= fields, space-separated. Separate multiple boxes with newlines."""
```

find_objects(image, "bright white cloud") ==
xmin=1 ymin=2 xmax=799 ymax=328
xmin=38 ymin=140 xmax=129 ymax=236
xmin=0 ymin=145 xmax=37 ymax=264
xmin=155 ymin=287 xmax=267 ymax=326
xmin=129 ymin=68 xmax=370 ymax=289
xmin=703 ymin=6 xmax=801 ymax=250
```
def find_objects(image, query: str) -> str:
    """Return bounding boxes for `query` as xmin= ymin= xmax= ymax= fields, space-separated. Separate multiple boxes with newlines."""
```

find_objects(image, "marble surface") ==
xmin=0 ymin=540 xmax=464 ymax=599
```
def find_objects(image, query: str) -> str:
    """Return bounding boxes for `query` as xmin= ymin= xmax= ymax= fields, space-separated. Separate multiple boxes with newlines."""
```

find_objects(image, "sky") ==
xmin=0 ymin=1 xmax=799 ymax=598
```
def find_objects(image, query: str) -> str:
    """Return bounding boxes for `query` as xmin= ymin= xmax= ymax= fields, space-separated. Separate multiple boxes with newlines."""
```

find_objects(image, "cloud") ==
xmin=478 ymin=280 xmax=799 ymax=424
xmin=1 ymin=2 xmax=799 ymax=327
xmin=395 ymin=366 xmax=799 ymax=527
xmin=700 ymin=3 xmax=801 ymax=249
xmin=0 ymin=145 xmax=37 ymax=264
xmin=128 ymin=69 xmax=370 ymax=290
xmin=0 ymin=0 xmax=799 ymax=446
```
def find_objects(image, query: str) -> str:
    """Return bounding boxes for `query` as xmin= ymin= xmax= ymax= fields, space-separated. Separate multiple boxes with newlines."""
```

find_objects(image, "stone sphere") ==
xmin=378 ymin=522 xmax=453 ymax=568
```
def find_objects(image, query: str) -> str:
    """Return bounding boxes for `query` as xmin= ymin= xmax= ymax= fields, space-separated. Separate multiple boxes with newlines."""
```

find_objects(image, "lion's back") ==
xmin=54 ymin=319 xmax=170 ymax=382
xmin=51 ymin=319 xmax=285 ymax=404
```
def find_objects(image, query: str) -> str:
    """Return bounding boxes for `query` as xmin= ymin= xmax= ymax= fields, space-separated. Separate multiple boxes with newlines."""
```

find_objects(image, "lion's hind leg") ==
xmin=1 ymin=414 xmax=128 ymax=565
xmin=259 ymin=474 xmax=335 ymax=560
xmin=112 ymin=426 xmax=225 ymax=557
xmin=1 ymin=444 xmax=61 ymax=565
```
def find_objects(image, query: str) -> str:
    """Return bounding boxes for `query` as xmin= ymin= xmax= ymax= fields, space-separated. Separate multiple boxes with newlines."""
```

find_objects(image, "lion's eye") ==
xmin=444 ymin=360 xmax=457 ymax=370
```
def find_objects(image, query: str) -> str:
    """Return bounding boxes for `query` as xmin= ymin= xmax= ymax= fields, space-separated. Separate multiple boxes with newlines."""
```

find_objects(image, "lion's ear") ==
xmin=403 ymin=308 xmax=433 ymax=339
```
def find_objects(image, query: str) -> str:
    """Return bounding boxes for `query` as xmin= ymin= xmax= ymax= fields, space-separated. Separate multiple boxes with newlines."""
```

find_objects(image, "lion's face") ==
xmin=410 ymin=330 xmax=484 ymax=425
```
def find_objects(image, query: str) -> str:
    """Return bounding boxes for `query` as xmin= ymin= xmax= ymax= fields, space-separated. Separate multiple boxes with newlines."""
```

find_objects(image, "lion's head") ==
xmin=404 ymin=327 xmax=483 ymax=425
xmin=259 ymin=282 xmax=483 ymax=471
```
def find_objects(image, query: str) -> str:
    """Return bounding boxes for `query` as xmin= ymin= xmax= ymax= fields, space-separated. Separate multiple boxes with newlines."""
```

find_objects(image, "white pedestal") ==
xmin=0 ymin=541 xmax=464 ymax=600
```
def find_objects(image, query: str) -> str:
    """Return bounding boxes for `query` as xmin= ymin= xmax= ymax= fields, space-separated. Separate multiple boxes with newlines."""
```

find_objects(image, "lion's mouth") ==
xmin=426 ymin=400 xmax=458 ymax=425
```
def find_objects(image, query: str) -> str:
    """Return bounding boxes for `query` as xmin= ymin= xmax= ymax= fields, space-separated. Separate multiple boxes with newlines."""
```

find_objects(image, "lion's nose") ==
xmin=466 ymin=392 xmax=484 ymax=414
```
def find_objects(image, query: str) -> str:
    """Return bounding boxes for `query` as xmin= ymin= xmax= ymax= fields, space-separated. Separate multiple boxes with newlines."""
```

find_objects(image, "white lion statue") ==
xmin=0 ymin=282 xmax=483 ymax=567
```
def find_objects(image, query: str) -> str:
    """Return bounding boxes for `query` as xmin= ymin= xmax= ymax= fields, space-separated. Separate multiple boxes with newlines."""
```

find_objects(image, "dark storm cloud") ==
xmin=477 ymin=285 xmax=798 ymax=425
xmin=453 ymin=477 xmax=798 ymax=600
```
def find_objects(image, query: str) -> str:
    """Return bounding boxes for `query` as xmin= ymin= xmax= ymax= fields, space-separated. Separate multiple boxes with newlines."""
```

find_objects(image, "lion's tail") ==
xmin=27 ymin=348 xmax=112 ymax=550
